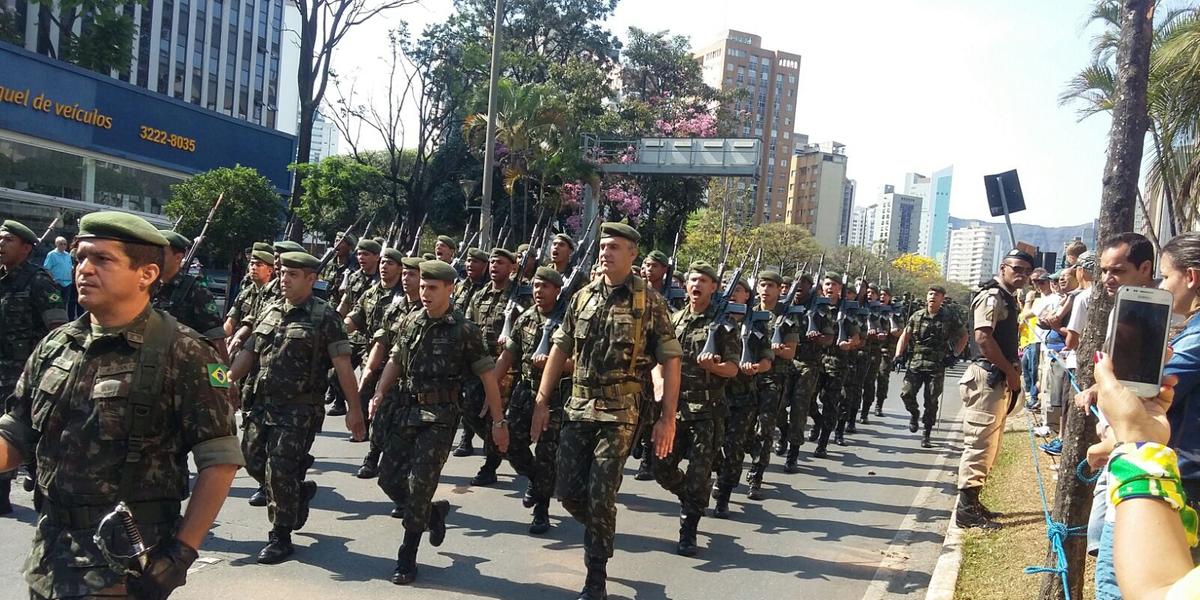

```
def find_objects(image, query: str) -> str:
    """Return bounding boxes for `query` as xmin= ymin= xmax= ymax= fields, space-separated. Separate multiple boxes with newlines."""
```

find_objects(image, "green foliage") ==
xmin=164 ymin=166 xmax=283 ymax=266
xmin=0 ymin=7 xmax=23 ymax=45
xmin=290 ymin=155 xmax=391 ymax=243
xmin=30 ymin=0 xmax=141 ymax=75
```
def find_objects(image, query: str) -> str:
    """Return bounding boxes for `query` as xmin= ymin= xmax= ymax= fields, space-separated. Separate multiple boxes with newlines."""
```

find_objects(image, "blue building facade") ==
xmin=928 ymin=166 xmax=953 ymax=272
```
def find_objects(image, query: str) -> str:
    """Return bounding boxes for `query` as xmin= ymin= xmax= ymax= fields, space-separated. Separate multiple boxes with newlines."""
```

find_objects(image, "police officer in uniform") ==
xmin=954 ymin=249 xmax=1032 ymax=528
xmin=154 ymin=230 xmax=227 ymax=346
xmin=0 ymin=220 xmax=67 ymax=515
xmin=532 ymin=222 xmax=682 ymax=600
xmin=895 ymin=285 xmax=967 ymax=447
xmin=0 ymin=211 xmax=242 ymax=599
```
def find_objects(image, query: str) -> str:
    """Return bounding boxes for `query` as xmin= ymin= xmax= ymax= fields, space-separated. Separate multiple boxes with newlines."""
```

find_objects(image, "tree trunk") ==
xmin=1039 ymin=1 xmax=1153 ymax=599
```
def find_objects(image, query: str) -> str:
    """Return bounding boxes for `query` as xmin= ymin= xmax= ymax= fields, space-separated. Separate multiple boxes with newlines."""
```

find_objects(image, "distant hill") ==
xmin=948 ymin=216 xmax=1096 ymax=255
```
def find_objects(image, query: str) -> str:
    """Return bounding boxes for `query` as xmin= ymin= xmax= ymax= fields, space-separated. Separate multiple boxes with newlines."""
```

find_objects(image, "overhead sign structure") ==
xmin=983 ymin=169 xmax=1025 ymax=248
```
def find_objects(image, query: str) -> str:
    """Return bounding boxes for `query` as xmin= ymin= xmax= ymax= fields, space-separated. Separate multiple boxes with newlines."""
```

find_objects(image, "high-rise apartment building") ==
xmin=923 ymin=166 xmax=953 ymax=271
xmin=783 ymin=140 xmax=849 ymax=247
xmin=946 ymin=224 xmax=999 ymax=287
xmin=847 ymin=205 xmax=868 ymax=249
xmin=695 ymin=30 xmax=801 ymax=223
xmin=866 ymin=185 xmax=922 ymax=256
xmin=7 ymin=0 xmax=300 ymax=134
xmin=839 ymin=178 xmax=856 ymax=245
xmin=308 ymin=111 xmax=339 ymax=162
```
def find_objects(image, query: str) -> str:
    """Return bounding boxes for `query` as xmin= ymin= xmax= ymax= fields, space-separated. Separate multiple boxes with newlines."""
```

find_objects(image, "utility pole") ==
xmin=478 ymin=0 xmax=504 ymax=250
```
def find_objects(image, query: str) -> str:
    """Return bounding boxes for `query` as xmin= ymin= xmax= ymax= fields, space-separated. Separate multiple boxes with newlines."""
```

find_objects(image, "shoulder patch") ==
xmin=207 ymin=363 xmax=232 ymax=388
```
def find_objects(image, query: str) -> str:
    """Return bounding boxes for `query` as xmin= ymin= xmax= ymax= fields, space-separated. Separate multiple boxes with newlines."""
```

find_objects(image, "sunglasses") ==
xmin=1003 ymin=263 xmax=1033 ymax=275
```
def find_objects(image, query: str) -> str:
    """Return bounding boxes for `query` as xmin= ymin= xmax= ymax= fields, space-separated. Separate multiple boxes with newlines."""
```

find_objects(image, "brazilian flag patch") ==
xmin=207 ymin=364 xmax=231 ymax=389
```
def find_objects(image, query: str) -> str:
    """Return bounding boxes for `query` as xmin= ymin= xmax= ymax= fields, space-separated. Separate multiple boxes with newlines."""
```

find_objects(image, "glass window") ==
xmin=0 ymin=138 xmax=83 ymax=201
xmin=94 ymin=160 xmax=178 ymax=215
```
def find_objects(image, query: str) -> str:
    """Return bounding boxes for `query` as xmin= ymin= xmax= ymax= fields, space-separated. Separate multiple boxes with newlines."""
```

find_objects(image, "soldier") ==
xmin=746 ymin=270 xmax=798 ymax=499
xmin=955 ymin=249 xmax=1032 ymax=528
xmin=840 ymin=278 xmax=871 ymax=437
xmin=531 ymin=222 xmax=682 ymax=600
xmin=224 ymin=246 xmax=275 ymax=339
xmin=813 ymin=272 xmax=859 ymax=458
xmin=0 ymin=212 xmax=241 ymax=598
xmin=856 ymin=283 xmax=884 ymax=425
xmin=369 ymin=260 xmax=509 ymax=585
xmin=653 ymin=262 xmax=738 ymax=555
xmin=895 ymin=285 xmax=968 ymax=447
xmin=328 ymin=238 xmax=381 ymax=416
xmin=0 ymin=220 xmax=67 ymax=515
xmin=631 ymin=249 xmax=674 ymax=478
xmin=228 ymin=251 xmax=366 ymax=563
xmin=154 ymin=230 xmax=227 ymax=346
xmin=434 ymin=235 xmax=456 ymax=263
xmin=550 ymin=233 xmax=575 ymax=275
xmin=783 ymin=274 xmax=825 ymax=472
xmin=493 ymin=266 xmax=569 ymax=534
xmin=714 ymin=277 xmax=772 ymax=518
xmin=319 ymin=232 xmax=357 ymax=308
xmin=452 ymin=247 xmax=489 ymax=316
xmin=459 ymin=247 xmax=528 ymax=483
xmin=867 ymin=288 xmax=901 ymax=417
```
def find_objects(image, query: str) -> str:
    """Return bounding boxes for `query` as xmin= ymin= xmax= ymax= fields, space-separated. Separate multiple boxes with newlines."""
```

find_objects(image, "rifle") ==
xmin=36 ymin=214 xmax=61 ymax=246
xmin=497 ymin=214 xmax=549 ymax=344
xmin=408 ymin=213 xmax=428 ymax=258
xmin=739 ymin=247 xmax=772 ymax=364
xmin=661 ymin=226 xmax=686 ymax=305
xmin=181 ymin=193 xmax=224 ymax=270
xmin=701 ymin=244 xmax=754 ymax=358
xmin=315 ymin=214 xmax=365 ymax=275
xmin=835 ymin=254 xmax=856 ymax=346
xmin=451 ymin=230 xmax=481 ymax=275
xmin=532 ymin=216 xmax=601 ymax=358
xmin=774 ymin=259 xmax=809 ymax=346
xmin=805 ymin=253 xmax=830 ymax=336
xmin=494 ymin=214 xmax=511 ymax=250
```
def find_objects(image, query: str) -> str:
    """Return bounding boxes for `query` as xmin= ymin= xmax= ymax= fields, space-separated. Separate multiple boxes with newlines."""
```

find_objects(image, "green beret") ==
xmin=419 ymin=259 xmax=457 ymax=282
xmin=517 ymin=243 xmax=531 ymax=253
xmin=77 ymin=211 xmax=168 ymax=247
xmin=782 ymin=275 xmax=794 ymax=286
xmin=382 ymin=248 xmax=405 ymax=264
xmin=273 ymin=240 xmax=304 ymax=253
xmin=422 ymin=252 xmax=436 ymax=261
xmin=158 ymin=230 xmax=191 ymax=251
xmin=280 ymin=251 xmax=320 ymax=270
xmin=401 ymin=256 xmax=423 ymax=269
xmin=729 ymin=276 xmax=750 ymax=292
xmin=868 ymin=282 xmax=880 ymax=291
xmin=357 ymin=238 xmax=382 ymax=254
xmin=687 ymin=261 xmax=718 ymax=282
xmin=252 ymin=242 xmax=273 ymax=254
xmin=645 ymin=250 xmax=669 ymax=266
xmin=491 ymin=247 xmax=517 ymax=263
xmin=600 ymin=222 xmax=640 ymax=243
xmin=823 ymin=271 xmax=844 ymax=285
xmin=553 ymin=233 xmax=576 ymax=249
xmin=533 ymin=266 xmax=564 ymax=287
xmin=798 ymin=273 xmax=814 ymax=284
xmin=0 ymin=220 xmax=38 ymax=245
xmin=250 ymin=250 xmax=275 ymax=264
xmin=757 ymin=270 xmax=783 ymax=285
xmin=337 ymin=231 xmax=358 ymax=247
xmin=468 ymin=247 xmax=489 ymax=262
xmin=928 ymin=284 xmax=947 ymax=295
xmin=436 ymin=235 xmax=456 ymax=248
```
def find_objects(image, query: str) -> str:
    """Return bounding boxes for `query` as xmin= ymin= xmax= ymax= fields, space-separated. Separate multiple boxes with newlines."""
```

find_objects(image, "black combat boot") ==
xmin=634 ymin=454 xmax=653 ymax=481
xmin=745 ymin=467 xmax=764 ymax=501
xmin=784 ymin=446 xmax=800 ymax=473
xmin=577 ymin=554 xmax=608 ymax=600
xmin=859 ymin=411 xmax=870 ymax=425
xmin=631 ymin=438 xmax=644 ymax=461
xmin=774 ymin=437 xmax=788 ymax=457
xmin=470 ymin=454 xmax=501 ymax=486
xmin=975 ymin=493 xmax=1004 ymax=519
xmin=356 ymin=446 xmax=381 ymax=479
xmin=294 ymin=480 xmax=317 ymax=530
xmin=452 ymin=431 xmax=475 ymax=457
xmin=712 ymin=485 xmax=732 ymax=519
xmin=529 ymin=500 xmax=551 ymax=534
xmin=874 ymin=403 xmax=883 ymax=417
xmin=392 ymin=529 xmax=422 ymax=585
xmin=326 ymin=399 xmax=347 ymax=416
xmin=921 ymin=427 xmax=933 ymax=449
xmin=834 ymin=420 xmax=846 ymax=446
xmin=908 ymin=413 xmax=920 ymax=433
xmin=0 ymin=478 xmax=12 ymax=516
xmin=522 ymin=481 xmax=536 ymax=508
xmin=676 ymin=514 xmax=700 ymax=557
xmin=845 ymin=416 xmax=857 ymax=434
xmin=954 ymin=488 xmax=1000 ymax=529
xmin=248 ymin=485 xmax=268 ymax=507
xmin=428 ymin=499 xmax=451 ymax=546
xmin=808 ymin=422 xmax=821 ymax=443
xmin=256 ymin=527 xmax=294 ymax=564
xmin=813 ymin=428 xmax=832 ymax=459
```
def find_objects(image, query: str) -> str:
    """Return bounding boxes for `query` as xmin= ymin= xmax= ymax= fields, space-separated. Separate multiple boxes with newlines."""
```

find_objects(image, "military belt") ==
xmin=679 ymin=388 xmax=724 ymax=403
xmin=571 ymin=381 xmax=642 ymax=400
xmin=41 ymin=499 xmax=180 ymax=530
xmin=413 ymin=386 xmax=461 ymax=405
xmin=261 ymin=392 xmax=320 ymax=405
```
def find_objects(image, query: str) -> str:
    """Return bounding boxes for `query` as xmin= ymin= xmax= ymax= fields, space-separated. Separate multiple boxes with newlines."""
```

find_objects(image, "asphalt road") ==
xmin=0 ymin=366 xmax=967 ymax=600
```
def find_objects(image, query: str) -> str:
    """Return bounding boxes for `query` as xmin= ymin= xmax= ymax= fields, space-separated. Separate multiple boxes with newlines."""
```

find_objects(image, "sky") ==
xmin=329 ymin=0 xmax=1113 ymax=228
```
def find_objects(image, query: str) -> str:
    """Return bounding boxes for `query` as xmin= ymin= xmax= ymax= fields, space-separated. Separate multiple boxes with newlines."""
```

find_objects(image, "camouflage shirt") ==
xmin=906 ymin=307 xmax=963 ymax=373
xmin=452 ymin=276 xmax=485 ymax=316
xmin=469 ymin=279 xmax=529 ymax=357
xmin=0 ymin=260 xmax=66 ymax=392
xmin=388 ymin=308 xmax=494 ymax=426
xmin=759 ymin=301 xmax=800 ymax=375
xmin=340 ymin=268 xmax=379 ymax=348
xmin=672 ymin=303 xmax=739 ymax=420
xmin=246 ymin=294 xmax=351 ymax=403
xmin=821 ymin=303 xmax=859 ymax=376
xmin=374 ymin=295 xmax=423 ymax=352
xmin=348 ymin=281 xmax=403 ymax=359
xmin=729 ymin=316 xmax=774 ymax=397
xmin=0 ymin=306 xmax=242 ymax=598
xmin=505 ymin=305 xmax=556 ymax=392
xmin=242 ymin=278 xmax=282 ymax=326
xmin=153 ymin=272 xmax=225 ymax=340
xmin=319 ymin=256 xmax=354 ymax=307
xmin=226 ymin=281 xmax=269 ymax=327
xmin=551 ymin=274 xmax=683 ymax=424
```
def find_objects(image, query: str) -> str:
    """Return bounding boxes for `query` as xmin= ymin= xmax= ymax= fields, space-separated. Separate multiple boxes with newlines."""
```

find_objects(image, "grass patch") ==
xmin=955 ymin=416 xmax=1096 ymax=600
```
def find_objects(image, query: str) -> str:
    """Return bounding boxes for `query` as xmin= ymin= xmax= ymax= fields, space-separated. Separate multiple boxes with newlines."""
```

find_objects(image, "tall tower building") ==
xmin=946 ymin=224 xmax=999 ymax=287
xmin=783 ymin=140 xmax=848 ymax=247
xmin=695 ymin=30 xmax=801 ymax=224
xmin=868 ymin=185 xmax=922 ymax=257
xmin=308 ymin=111 xmax=340 ymax=162
xmin=920 ymin=167 xmax=953 ymax=270
xmin=847 ymin=205 xmax=868 ymax=249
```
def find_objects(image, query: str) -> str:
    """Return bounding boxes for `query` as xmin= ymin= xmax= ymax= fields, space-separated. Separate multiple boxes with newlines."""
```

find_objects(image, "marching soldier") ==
xmin=631 ymin=249 xmax=675 ymax=478
xmin=867 ymin=288 xmax=901 ymax=417
xmin=155 ymin=230 xmax=227 ymax=345
xmin=783 ymin=275 xmax=825 ymax=472
xmin=856 ymin=284 xmax=884 ymax=425
xmin=328 ymin=238 xmax=381 ymax=417
xmin=746 ymin=270 xmax=798 ymax=500
xmin=0 ymin=220 xmax=67 ymax=515
xmin=813 ymin=272 xmax=859 ymax=458
xmin=452 ymin=247 xmax=489 ymax=315
xmin=228 ymin=251 xmax=366 ymax=564
xmin=369 ymin=260 xmax=509 ymax=585
xmin=493 ymin=266 xmax=570 ymax=534
xmin=319 ymin=232 xmax=357 ymax=307
xmin=895 ymin=285 xmax=967 ymax=447
xmin=653 ymin=262 xmax=738 ymax=555
xmin=550 ymin=233 xmax=575 ymax=275
xmin=224 ymin=245 xmax=275 ymax=339
xmin=0 ymin=212 xmax=241 ymax=598
xmin=532 ymin=222 xmax=682 ymax=600
xmin=434 ymin=235 xmax=456 ymax=263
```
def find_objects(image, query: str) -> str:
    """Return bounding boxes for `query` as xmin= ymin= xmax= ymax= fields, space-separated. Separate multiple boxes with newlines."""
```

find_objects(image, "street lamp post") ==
xmin=478 ymin=0 xmax=505 ymax=250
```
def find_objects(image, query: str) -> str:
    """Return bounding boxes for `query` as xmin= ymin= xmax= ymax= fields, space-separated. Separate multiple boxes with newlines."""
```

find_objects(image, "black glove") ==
xmin=128 ymin=538 xmax=199 ymax=600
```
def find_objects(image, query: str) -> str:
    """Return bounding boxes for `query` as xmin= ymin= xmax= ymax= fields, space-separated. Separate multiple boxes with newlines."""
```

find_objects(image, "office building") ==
xmin=695 ymin=30 xmax=801 ymax=223
xmin=783 ymin=140 xmax=849 ymax=247
xmin=866 ymin=185 xmax=922 ymax=256
xmin=847 ymin=205 xmax=868 ymax=249
xmin=946 ymin=223 xmax=999 ymax=287
xmin=308 ymin=111 xmax=339 ymax=162
xmin=923 ymin=166 xmax=953 ymax=270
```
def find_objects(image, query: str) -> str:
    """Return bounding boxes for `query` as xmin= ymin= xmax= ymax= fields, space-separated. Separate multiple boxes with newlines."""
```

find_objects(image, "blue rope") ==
xmin=1023 ymin=415 xmax=1087 ymax=598
xmin=1076 ymin=459 xmax=1100 ymax=484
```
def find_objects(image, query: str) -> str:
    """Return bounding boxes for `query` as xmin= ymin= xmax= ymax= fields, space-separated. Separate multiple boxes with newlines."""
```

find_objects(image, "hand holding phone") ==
xmin=1105 ymin=286 xmax=1173 ymax=398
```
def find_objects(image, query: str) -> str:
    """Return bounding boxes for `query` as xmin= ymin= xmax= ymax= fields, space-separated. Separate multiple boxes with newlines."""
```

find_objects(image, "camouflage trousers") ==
xmin=900 ymin=369 xmax=945 ymax=431
xmin=653 ymin=418 xmax=718 ymax=517
xmin=785 ymin=362 xmax=820 ymax=447
xmin=461 ymin=379 xmax=500 ymax=465
xmin=717 ymin=390 xmax=758 ymax=489
xmin=506 ymin=383 xmax=563 ymax=505
xmin=872 ymin=348 xmax=893 ymax=408
xmin=556 ymin=420 xmax=636 ymax=560
xmin=378 ymin=411 xmax=456 ymax=533
xmin=324 ymin=348 xmax=363 ymax=410
xmin=633 ymin=391 xmax=660 ymax=459
xmin=25 ymin=515 xmax=180 ymax=599
xmin=840 ymin=355 xmax=866 ymax=423
xmin=750 ymin=378 xmax=782 ymax=472
xmin=243 ymin=403 xmax=324 ymax=530
xmin=815 ymin=367 xmax=846 ymax=432
xmin=859 ymin=349 xmax=881 ymax=419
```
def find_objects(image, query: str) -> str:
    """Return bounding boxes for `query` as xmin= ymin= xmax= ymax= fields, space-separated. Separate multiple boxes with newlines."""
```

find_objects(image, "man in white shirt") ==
xmin=1042 ymin=252 xmax=1095 ymax=454
xmin=1021 ymin=270 xmax=1054 ymax=411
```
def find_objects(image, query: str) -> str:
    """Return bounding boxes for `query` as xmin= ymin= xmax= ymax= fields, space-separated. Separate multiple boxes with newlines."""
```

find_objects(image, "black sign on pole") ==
xmin=983 ymin=169 xmax=1025 ymax=248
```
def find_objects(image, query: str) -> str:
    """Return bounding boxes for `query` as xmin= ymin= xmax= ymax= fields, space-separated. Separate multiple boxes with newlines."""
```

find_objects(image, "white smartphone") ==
xmin=1106 ymin=285 xmax=1174 ymax=397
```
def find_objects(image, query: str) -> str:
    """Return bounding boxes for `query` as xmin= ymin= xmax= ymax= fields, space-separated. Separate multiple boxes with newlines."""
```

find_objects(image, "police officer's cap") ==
xmin=0 ymin=220 xmax=38 ymax=245
xmin=337 ymin=231 xmax=358 ymax=247
xmin=758 ymin=270 xmax=784 ymax=285
xmin=357 ymin=238 xmax=382 ymax=254
xmin=687 ymin=261 xmax=718 ymax=282
xmin=468 ymin=247 xmax=489 ymax=262
xmin=822 ymin=271 xmax=843 ymax=285
xmin=250 ymin=250 xmax=274 ymax=264
xmin=600 ymin=222 xmax=640 ymax=243
xmin=419 ymin=260 xmax=457 ymax=282
xmin=400 ymin=256 xmax=423 ymax=269
xmin=253 ymin=242 xmax=274 ymax=254
xmin=645 ymin=250 xmax=669 ymax=266
xmin=280 ymin=251 xmax=320 ymax=271
xmin=273 ymin=240 xmax=304 ymax=253
xmin=436 ymin=235 xmax=456 ymax=248
xmin=928 ymin=284 xmax=947 ymax=295
xmin=77 ymin=212 xmax=168 ymax=247
xmin=553 ymin=233 xmax=576 ymax=249
xmin=491 ymin=247 xmax=517 ymax=263
xmin=158 ymin=229 xmax=191 ymax=251
xmin=382 ymin=247 xmax=405 ymax=264
xmin=533 ymin=266 xmax=564 ymax=287
xmin=1004 ymin=248 xmax=1035 ymax=266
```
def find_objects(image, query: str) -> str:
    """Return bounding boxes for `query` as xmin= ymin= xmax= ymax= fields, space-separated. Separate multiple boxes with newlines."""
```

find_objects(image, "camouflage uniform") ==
xmin=717 ymin=320 xmax=772 ymax=491
xmin=242 ymin=295 xmax=349 ymax=531
xmin=360 ymin=293 xmax=422 ymax=476
xmin=504 ymin=305 xmax=565 ymax=509
xmin=786 ymin=325 xmax=822 ymax=449
xmin=227 ymin=281 xmax=269 ymax=329
xmin=153 ymin=272 xmax=226 ymax=340
xmin=327 ymin=268 xmax=377 ymax=411
xmin=873 ymin=327 xmax=900 ymax=413
xmin=452 ymin=276 xmax=485 ymax=316
xmin=319 ymin=256 xmax=354 ymax=307
xmin=901 ymin=307 xmax=962 ymax=433
xmin=551 ymin=274 xmax=681 ymax=560
xmin=465 ymin=279 xmax=529 ymax=473
xmin=0 ymin=307 xmax=241 ymax=598
xmin=815 ymin=303 xmax=858 ymax=450
xmin=858 ymin=313 xmax=883 ymax=422
xmin=378 ymin=307 xmax=493 ymax=533
xmin=750 ymin=303 xmax=799 ymax=476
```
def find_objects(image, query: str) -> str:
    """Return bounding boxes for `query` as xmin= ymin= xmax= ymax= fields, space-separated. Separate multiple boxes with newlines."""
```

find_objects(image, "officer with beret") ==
xmin=0 ymin=219 xmax=66 ymax=515
xmin=812 ymin=271 xmax=858 ymax=458
xmin=895 ymin=285 xmax=967 ymax=447
xmin=319 ymin=232 xmax=357 ymax=307
xmin=224 ymin=249 xmax=275 ymax=341
xmin=632 ymin=248 xmax=679 ymax=478
xmin=435 ymin=235 xmax=457 ymax=263
xmin=532 ymin=222 xmax=683 ymax=600
xmin=228 ymin=251 xmax=366 ymax=563
xmin=0 ymin=211 xmax=242 ymax=598
xmin=550 ymin=233 xmax=575 ymax=275
xmin=154 ymin=229 xmax=227 ymax=349
xmin=329 ymin=238 xmax=381 ymax=416
xmin=453 ymin=247 xmax=490 ymax=316
xmin=746 ymin=269 xmax=799 ymax=499
xmin=369 ymin=259 xmax=509 ymax=585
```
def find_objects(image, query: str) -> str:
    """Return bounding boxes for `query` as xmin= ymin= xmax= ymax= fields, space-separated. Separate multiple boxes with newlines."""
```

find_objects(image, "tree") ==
xmin=891 ymin=253 xmax=943 ymax=281
xmin=1045 ymin=2 xmax=1155 ymax=599
xmin=0 ymin=7 xmax=22 ymax=45
xmin=26 ymin=0 xmax=139 ymax=75
xmin=290 ymin=155 xmax=390 ymax=242
xmin=165 ymin=166 xmax=284 ymax=270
